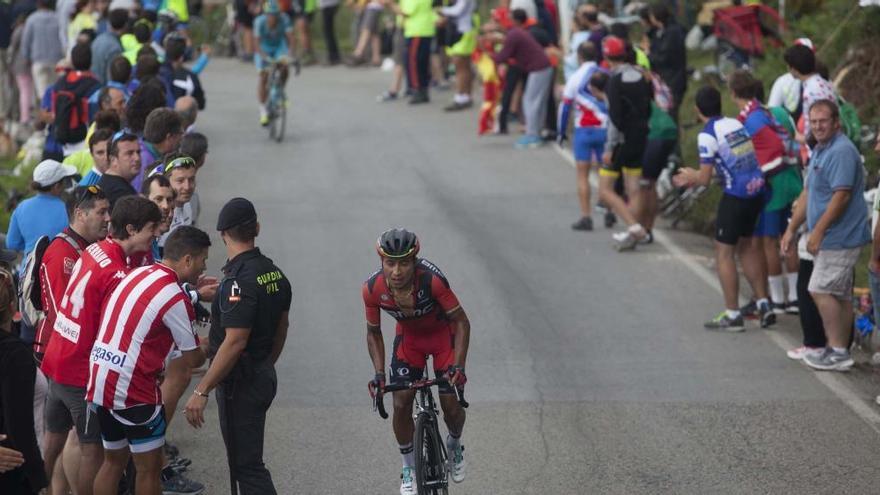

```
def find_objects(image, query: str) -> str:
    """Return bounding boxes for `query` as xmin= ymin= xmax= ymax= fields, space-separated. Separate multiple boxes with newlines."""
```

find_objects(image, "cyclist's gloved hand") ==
xmin=368 ymin=371 xmax=386 ymax=398
xmin=447 ymin=365 xmax=466 ymax=387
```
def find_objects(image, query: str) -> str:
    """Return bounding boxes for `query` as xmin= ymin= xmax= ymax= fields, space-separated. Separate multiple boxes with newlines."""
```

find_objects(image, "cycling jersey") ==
xmin=559 ymin=61 xmax=607 ymax=130
xmin=698 ymin=117 xmax=765 ymax=199
xmin=41 ymin=239 xmax=130 ymax=388
xmin=87 ymin=264 xmax=198 ymax=409
xmin=362 ymin=258 xmax=461 ymax=336
xmin=737 ymin=99 xmax=786 ymax=176
xmin=363 ymin=258 xmax=462 ymax=389
xmin=34 ymin=228 xmax=90 ymax=358
xmin=254 ymin=13 xmax=293 ymax=54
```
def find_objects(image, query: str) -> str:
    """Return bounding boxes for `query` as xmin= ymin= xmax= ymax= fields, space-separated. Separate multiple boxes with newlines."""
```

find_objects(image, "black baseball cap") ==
xmin=216 ymin=197 xmax=257 ymax=231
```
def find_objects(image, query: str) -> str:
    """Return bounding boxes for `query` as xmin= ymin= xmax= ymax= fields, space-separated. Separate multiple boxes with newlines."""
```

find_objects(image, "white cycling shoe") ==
xmin=400 ymin=466 xmax=415 ymax=495
xmin=450 ymin=445 xmax=466 ymax=483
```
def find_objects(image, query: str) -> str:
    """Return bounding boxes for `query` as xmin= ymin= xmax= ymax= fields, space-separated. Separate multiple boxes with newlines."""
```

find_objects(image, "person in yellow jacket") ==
xmin=384 ymin=0 xmax=435 ymax=104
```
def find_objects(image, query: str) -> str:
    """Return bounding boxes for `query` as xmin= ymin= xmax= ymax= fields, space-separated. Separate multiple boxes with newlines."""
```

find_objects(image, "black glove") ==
xmin=368 ymin=371 xmax=386 ymax=398
xmin=447 ymin=365 xmax=467 ymax=387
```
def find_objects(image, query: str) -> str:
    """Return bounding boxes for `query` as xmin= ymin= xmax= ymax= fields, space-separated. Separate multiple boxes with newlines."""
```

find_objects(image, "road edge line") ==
xmin=551 ymin=144 xmax=880 ymax=432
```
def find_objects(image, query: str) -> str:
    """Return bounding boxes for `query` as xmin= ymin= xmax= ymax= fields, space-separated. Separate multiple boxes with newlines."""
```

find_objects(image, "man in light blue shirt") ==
xmin=6 ymin=160 xmax=78 ymax=264
xmin=782 ymin=99 xmax=870 ymax=372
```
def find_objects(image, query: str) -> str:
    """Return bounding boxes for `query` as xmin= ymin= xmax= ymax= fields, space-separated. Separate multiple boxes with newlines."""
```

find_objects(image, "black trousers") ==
xmin=321 ymin=5 xmax=340 ymax=63
xmin=798 ymin=259 xmax=827 ymax=348
xmin=217 ymin=362 xmax=278 ymax=495
xmin=404 ymin=36 xmax=431 ymax=92
xmin=498 ymin=65 xmax=525 ymax=133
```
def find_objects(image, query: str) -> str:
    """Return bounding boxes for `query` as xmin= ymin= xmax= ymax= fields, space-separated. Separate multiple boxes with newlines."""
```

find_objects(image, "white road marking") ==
xmin=552 ymin=143 xmax=880 ymax=433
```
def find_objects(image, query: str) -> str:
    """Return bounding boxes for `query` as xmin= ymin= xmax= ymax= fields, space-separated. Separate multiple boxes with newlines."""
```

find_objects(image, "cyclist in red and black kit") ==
xmin=363 ymin=229 xmax=470 ymax=495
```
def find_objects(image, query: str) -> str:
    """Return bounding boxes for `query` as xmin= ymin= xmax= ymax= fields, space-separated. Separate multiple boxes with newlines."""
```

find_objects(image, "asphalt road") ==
xmin=168 ymin=58 xmax=880 ymax=494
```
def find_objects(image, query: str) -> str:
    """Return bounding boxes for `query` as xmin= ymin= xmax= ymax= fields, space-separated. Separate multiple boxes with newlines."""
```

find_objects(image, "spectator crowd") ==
xmin=0 ymin=0 xmax=218 ymax=494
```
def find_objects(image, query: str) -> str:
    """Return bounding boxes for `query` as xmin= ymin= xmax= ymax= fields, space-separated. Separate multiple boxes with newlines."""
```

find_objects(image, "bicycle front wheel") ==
xmin=275 ymin=95 xmax=286 ymax=143
xmin=414 ymin=414 xmax=448 ymax=495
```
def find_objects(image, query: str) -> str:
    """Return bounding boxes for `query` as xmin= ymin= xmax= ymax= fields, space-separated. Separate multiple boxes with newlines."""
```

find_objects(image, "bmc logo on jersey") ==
xmin=386 ymin=301 xmax=435 ymax=319
xmin=91 ymin=344 xmax=128 ymax=371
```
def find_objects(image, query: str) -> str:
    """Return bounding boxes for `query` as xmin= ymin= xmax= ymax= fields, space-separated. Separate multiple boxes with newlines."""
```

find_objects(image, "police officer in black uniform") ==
xmin=184 ymin=198 xmax=292 ymax=495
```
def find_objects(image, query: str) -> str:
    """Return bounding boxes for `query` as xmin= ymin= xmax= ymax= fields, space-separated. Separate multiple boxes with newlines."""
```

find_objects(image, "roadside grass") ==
xmin=0 ymin=155 xmax=31 ymax=233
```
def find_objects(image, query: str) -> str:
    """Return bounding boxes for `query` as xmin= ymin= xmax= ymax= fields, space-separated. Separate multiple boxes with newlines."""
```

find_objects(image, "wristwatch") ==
xmin=193 ymin=389 xmax=209 ymax=398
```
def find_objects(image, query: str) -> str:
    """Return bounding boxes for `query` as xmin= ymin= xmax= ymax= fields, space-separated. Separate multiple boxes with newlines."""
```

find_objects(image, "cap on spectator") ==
xmin=217 ymin=197 xmax=257 ymax=231
xmin=33 ymin=160 xmax=78 ymax=187
xmin=794 ymin=38 xmax=815 ymax=51
xmin=602 ymin=36 xmax=626 ymax=59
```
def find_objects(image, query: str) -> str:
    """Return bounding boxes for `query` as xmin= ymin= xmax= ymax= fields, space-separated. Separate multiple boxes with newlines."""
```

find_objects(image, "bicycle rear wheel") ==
xmin=414 ymin=414 xmax=448 ymax=495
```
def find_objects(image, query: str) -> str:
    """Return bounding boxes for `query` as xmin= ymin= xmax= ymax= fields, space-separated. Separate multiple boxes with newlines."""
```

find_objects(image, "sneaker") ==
xmin=259 ymin=107 xmax=269 ymax=127
xmin=740 ymin=300 xmax=758 ymax=319
xmin=162 ymin=473 xmax=204 ymax=495
xmin=784 ymin=301 xmax=800 ymax=314
xmin=803 ymin=348 xmax=854 ymax=371
xmin=377 ymin=91 xmax=398 ymax=102
xmin=604 ymin=211 xmax=617 ymax=228
xmin=571 ymin=217 xmax=593 ymax=231
xmin=444 ymin=100 xmax=473 ymax=112
xmin=400 ymin=466 xmax=415 ymax=495
xmin=409 ymin=91 xmax=429 ymax=105
xmin=758 ymin=302 xmax=776 ymax=328
xmin=786 ymin=346 xmax=824 ymax=360
xmin=613 ymin=231 xmax=639 ymax=251
xmin=168 ymin=457 xmax=191 ymax=469
xmin=637 ymin=231 xmax=654 ymax=245
xmin=450 ymin=445 xmax=466 ymax=483
xmin=770 ymin=302 xmax=787 ymax=315
xmin=514 ymin=135 xmax=543 ymax=149
xmin=704 ymin=311 xmax=745 ymax=332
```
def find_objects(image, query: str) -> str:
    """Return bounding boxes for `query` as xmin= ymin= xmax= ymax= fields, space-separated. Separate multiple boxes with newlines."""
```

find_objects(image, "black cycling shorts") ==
xmin=715 ymin=193 xmax=764 ymax=245
xmin=601 ymin=139 xmax=646 ymax=178
xmin=96 ymin=404 xmax=167 ymax=454
xmin=641 ymin=138 xmax=676 ymax=181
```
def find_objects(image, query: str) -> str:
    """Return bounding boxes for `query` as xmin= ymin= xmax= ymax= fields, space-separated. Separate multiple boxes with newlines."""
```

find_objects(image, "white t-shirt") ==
xmin=767 ymin=73 xmax=801 ymax=115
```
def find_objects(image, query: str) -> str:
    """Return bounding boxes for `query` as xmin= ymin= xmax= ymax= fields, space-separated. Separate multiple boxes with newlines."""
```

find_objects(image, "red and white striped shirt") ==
xmin=86 ymin=263 xmax=198 ymax=410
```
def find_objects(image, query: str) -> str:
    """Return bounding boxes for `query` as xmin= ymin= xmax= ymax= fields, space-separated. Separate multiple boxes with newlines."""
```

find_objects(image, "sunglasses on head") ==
xmin=74 ymin=184 xmax=105 ymax=208
xmin=111 ymin=128 xmax=137 ymax=145
xmin=148 ymin=156 xmax=196 ymax=179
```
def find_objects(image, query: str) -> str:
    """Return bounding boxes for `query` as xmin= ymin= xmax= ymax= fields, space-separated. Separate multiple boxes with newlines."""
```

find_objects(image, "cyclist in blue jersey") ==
xmin=254 ymin=0 xmax=296 ymax=125
xmin=674 ymin=86 xmax=774 ymax=332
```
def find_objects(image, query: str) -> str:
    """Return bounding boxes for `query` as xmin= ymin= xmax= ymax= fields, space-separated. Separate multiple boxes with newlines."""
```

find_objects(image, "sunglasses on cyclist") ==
xmin=147 ymin=156 xmax=196 ymax=179
xmin=73 ymin=184 xmax=106 ymax=209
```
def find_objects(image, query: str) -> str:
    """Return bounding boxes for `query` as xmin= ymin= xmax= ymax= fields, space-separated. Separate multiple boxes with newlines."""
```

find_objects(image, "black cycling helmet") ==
xmin=376 ymin=228 xmax=420 ymax=259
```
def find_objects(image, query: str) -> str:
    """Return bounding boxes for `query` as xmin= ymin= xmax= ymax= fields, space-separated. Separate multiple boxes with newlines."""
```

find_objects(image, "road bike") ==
xmin=265 ymin=58 xmax=300 ymax=143
xmin=374 ymin=375 xmax=469 ymax=495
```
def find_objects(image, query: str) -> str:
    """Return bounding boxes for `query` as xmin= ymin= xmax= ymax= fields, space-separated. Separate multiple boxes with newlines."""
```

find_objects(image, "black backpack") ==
xmin=51 ymin=72 xmax=101 ymax=144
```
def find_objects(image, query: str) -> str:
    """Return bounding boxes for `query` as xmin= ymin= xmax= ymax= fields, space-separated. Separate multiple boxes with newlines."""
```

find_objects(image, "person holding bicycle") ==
xmin=254 ymin=0 xmax=296 ymax=126
xmin=363 ymin=229 xmax=470 ymax=495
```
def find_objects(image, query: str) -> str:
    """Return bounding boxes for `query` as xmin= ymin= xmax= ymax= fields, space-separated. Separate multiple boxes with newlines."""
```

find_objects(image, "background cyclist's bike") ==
xmin=374 ymin=377 xmax=468 ymax=495
xmin=265 ymin=58 xmax=300 ymax=143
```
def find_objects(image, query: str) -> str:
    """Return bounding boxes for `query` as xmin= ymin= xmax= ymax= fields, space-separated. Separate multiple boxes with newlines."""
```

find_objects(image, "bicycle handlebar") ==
xmin=373 ymin=378 xmax=468 ymax=419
